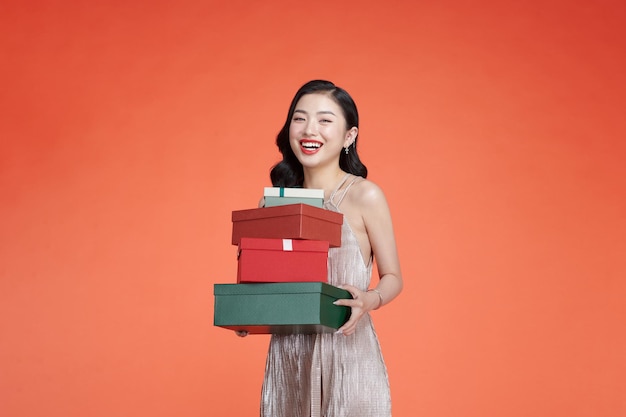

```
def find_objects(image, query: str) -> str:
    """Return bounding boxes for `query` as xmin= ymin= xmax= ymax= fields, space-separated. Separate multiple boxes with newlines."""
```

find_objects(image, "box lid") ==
xmin=214 ymin=282 xmax=351 ymax=299
xmin=232 ymin=204 xmax=343 ymax=224
xmin=264 ymin=187 xmax=324 ymax=199
xmin=239 ymin=237 xmax=329 ymax=252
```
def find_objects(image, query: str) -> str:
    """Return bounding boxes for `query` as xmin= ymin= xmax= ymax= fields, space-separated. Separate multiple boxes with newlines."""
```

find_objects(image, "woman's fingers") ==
xmin=337 ymin=314 xmax=360 ymax=335
xmin=335 ymin=284 xmax=371 ymax=335
xmin=339 ymin=284 xmax=360 ymax=299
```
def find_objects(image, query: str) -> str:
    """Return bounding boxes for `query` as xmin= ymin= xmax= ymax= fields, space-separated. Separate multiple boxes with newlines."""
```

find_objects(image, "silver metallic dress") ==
xmin=261 ymin=175 xmax=392 ymax=417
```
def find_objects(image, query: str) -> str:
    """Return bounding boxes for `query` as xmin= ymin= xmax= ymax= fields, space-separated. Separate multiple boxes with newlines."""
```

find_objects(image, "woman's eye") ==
xmin=319 ymin=119 xmax=332 ymax=123
xmin=293 ymin=117 xmax=305 ymax=122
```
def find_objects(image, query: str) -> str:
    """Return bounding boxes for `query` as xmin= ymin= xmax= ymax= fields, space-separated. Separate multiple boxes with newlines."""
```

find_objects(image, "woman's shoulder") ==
xmin=349 ymin=176 xmax=387 ymax=206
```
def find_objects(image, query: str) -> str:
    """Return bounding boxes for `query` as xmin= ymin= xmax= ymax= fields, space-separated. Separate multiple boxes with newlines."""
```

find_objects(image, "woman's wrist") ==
xmin=367 ymin=288 xmax=384 ymax=310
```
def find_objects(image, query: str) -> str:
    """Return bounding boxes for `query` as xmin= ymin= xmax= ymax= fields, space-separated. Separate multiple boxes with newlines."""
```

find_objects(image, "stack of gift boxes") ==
xmin=213 ymin=187 xmax=352 ymax=335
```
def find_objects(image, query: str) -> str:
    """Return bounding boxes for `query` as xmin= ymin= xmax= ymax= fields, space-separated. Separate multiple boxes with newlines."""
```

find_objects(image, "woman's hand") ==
xmin=332 ymin=284 xmax=380 ymax=336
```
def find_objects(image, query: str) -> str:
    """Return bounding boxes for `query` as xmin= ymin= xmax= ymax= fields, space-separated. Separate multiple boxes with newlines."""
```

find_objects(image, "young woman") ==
xmin=256 ymin=79 xmax=403 ymax=417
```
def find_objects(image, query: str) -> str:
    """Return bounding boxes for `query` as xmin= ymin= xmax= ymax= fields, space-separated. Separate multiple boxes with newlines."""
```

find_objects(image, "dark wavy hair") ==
xmin=270 ymin=80 xmax=368 ymax=187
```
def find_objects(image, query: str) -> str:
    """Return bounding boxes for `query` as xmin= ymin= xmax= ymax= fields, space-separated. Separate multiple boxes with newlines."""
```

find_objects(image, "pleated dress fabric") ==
xmin=260 ymin=175 xmax=392 ymax=417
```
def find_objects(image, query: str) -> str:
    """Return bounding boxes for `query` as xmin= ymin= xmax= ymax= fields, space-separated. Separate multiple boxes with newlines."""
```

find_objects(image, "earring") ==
xmin=344 ymin=146 xmax=350 ymax=155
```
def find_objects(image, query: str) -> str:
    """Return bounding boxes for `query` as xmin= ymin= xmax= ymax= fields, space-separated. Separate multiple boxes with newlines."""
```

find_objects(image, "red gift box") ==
xmin=231 ymin=204 xmax=343 ymax=247
xmin=237 ymin=237 xmax=329 ymax=283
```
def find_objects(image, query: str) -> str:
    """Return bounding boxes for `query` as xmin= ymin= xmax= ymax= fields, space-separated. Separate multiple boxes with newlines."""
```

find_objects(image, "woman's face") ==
xmin=289 ymin=93 xmax=356 ymax=170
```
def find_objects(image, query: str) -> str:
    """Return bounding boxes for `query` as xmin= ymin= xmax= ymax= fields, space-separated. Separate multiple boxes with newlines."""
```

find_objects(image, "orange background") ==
xmin=1 ymin=1 xmax=625 ymax=416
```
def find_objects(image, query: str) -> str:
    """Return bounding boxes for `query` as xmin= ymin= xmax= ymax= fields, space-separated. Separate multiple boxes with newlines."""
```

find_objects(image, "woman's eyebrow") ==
xmin=293 ymin=109 xmax=337 ymax=116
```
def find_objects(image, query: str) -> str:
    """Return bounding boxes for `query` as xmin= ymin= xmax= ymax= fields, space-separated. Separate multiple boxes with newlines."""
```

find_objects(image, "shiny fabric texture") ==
xmin=261 ymin=175 xmax=392 ymax=417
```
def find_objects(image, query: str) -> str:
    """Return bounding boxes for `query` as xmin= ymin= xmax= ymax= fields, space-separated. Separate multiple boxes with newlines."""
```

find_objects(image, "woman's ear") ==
xmin=344 ymin=126 xmax=358 ymax=148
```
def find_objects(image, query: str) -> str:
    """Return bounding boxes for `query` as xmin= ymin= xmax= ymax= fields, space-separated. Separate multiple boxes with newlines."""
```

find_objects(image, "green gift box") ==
xmin=214 ymin=282 xmax=352 ymax=334
xmin=263 ymin=187 xmax=324 ymax=208
xmin=264 ymin=196 xmax=324 ymax=208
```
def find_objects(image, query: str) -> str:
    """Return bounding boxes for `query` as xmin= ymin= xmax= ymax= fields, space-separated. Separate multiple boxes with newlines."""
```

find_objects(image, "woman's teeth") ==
xmin=302 ymin=142 xmax=321 ymax=149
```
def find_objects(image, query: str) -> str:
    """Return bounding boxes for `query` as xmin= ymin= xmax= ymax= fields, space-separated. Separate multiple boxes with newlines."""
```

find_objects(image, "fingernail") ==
xmin=333 ymin=300 xmax=339 ymax=305
xmin=335 ymin=329 xmax=343 ymax=335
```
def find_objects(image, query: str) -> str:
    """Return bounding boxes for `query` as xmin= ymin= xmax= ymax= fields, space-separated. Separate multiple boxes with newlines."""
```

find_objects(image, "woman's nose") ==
xmin=304 ymin=120 xmax=318 ymax=136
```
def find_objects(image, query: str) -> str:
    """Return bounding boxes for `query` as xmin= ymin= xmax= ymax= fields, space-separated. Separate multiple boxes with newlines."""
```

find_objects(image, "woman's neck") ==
xmin=302 ymin=169 xmax=348 ymax=194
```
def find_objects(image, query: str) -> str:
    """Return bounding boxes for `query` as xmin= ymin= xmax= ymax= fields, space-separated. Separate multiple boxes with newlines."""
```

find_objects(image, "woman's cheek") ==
xmin=289 ymin=138 xmax=300 ymax=154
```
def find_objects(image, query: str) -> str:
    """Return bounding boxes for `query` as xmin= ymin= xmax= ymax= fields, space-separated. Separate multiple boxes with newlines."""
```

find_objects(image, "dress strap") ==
xmin=328 ymin=173 xmax=350 ymax=203
xmin=333 ymin=175 xmax=362 ymax=209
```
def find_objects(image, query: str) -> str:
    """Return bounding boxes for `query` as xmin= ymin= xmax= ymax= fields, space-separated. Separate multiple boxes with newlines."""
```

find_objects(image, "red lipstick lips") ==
xmin=299 ymin=139 xmax=323 ymax=155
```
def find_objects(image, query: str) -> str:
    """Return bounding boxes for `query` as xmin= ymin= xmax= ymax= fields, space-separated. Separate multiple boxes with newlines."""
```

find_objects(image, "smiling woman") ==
xmin=255 ymin=80 xmax=404 ymax=417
